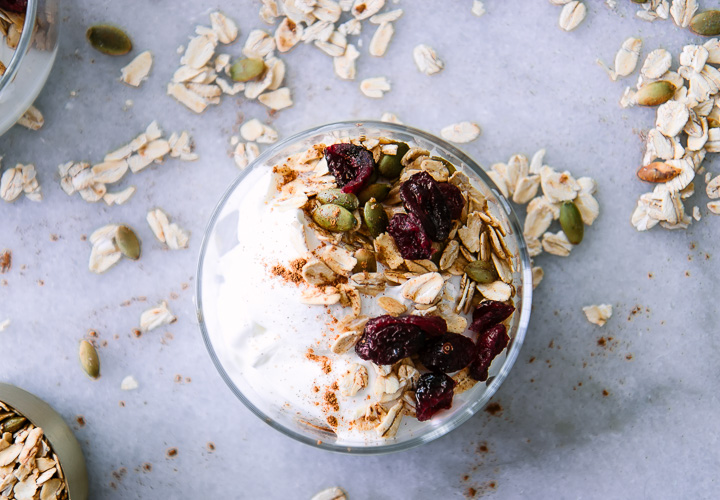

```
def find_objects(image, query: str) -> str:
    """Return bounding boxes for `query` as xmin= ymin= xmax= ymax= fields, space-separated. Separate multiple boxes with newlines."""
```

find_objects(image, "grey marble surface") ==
xmin=1 ymin=1 xmax=718 ymax=498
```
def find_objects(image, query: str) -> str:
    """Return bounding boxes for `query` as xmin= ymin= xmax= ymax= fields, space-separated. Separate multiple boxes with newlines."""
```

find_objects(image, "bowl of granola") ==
xmin=197 ymin=121 xmax=532 ymax=453
xmin=0 ymin=0 xmax=59 ymax=136
xmin=0 ymin=383 xmax=88 ymax=499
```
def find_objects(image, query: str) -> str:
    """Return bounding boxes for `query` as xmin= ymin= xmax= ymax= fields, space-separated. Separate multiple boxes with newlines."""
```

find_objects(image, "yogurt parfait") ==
xmin=198 ymin=122 xmax=532 ymax=451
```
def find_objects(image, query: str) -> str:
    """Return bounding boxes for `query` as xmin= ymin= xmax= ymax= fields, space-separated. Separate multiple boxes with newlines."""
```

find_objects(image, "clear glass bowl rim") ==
xmin=0 ymin=0 xmax=39 ymax=92
xmin=195 ymin=120 xmax=533 ymax=455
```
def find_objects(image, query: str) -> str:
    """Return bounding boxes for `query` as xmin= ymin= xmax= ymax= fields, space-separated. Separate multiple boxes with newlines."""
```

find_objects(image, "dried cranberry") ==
xmin=0 ymin=0 xmax=27 ymax=12
xmin=468 ymin=300 xmax=515 ymax=334
xmin=324 ymin=143 xmax=375 ymax=195
xmin=400 ymin=172 xmax=452 ymax=241
xmin=468 ymin=324 xmax=509 ymax=381
xmin=355 ymin=315 xmax=447 ymax=365
xmin=401 ymin=315 xmax=447 ymax=338
xmin=419 ymin=333 xmax=476 ymax=373
xmin=387 ymin=213 xmax=433 ymax=260
xmin=437 ymin=182 xmax=465 ymax=220
xmin=415 ymin=373 xmax=456 ymax=421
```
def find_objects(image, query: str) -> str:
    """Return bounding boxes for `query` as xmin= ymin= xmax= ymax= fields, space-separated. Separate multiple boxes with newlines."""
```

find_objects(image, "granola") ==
xmin=0 ymin=401 xmax=69 ymax=500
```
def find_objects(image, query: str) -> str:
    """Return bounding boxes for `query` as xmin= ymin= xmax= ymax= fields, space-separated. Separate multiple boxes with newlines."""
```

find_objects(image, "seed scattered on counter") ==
xmin=146 ymin=208 xmax=190 ymax=250
xmin=311 ymin=486 xmax=348 ymax=500
xmin=120 ymin=50 xmax=153 ymax=87
xmin=166 ymin=448 xmax=178 ymax=458
xmin=88 ymin=224 xmax=140 ymax=273
xmin=139 ymin=301 xmax=177 ymax=333
xmin=79 ymin=340 xmax=101 ymax=379
xmin=86 ymin=24 xmax=132 ymax=55
xmin=583 ymin=304 xmax=613 ymax=326
xmin=0 ymin=318 xmax=9 ymax=331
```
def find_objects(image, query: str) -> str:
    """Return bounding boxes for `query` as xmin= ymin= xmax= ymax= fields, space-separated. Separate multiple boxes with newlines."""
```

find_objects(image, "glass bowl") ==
xmin=196 ymin=121 xmax=532 ymax=454
xmin=0 ymin=0 xmax=60 ymax=136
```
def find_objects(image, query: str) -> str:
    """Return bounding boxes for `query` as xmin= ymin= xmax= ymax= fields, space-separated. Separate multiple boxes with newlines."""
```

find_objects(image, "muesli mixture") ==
xmin=0 ymin=402 xmax=68 ymax=499
xmin=219 ymin=134 xmax=521 ymax=441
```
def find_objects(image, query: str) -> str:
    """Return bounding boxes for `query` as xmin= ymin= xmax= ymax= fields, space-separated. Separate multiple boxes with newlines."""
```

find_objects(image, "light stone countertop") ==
xmin=1 ymin=1 xmax=718 ymax=498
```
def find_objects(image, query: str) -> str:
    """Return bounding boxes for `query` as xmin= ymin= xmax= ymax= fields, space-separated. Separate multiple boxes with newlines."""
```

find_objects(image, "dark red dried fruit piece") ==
xmin=437 ymin=182 xmax=465 ymax=220
xmin=416 ymin=373 xmax=456 ymax=421
xmin=387 ymin=212 xmax=433 ymax=260
xmin=468 ymin=300 xmax=515 ymax=333
xmin=0 ymin=0 xmax=27 ymax=13
xmin=354 ymin=314 xmax=447 ymax=365
xmin=400 ymin=171 xmax=453 ymax=241
xmin=468 ymin=324 xmax=509 ymax=381
xmin=324 ymin=143 xmax=375 ymax=195
xmin=401 ymin=315 xmax=447 ymax=338
xmin=419 ymin=333 xmax=476 ymax=373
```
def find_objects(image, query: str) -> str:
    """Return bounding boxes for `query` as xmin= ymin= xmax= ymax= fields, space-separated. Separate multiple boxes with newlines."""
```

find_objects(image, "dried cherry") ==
xmin=437 ymin=182 xmax=465 ymax=220
xmin=324 ymin=143 xmax=375 ymax=195
xmin=400 ymin=171 xmax=452 ymax=241
xmin=419 ymin=333 xmax=476 ymax=373
xmin=387 ymin=213 xmax=433 ymax=260
xmin=355 ymin=314 xmax=445 ymax=365
xmin=0 ymin=0 xmax=26 ymax=12
xmin=468 ymin=300 xmax=515 ymax=334
xmin=415 ymin=373 xmax=456 ymax=421
xmin=468 ymin=324 xmax=509 ymax=381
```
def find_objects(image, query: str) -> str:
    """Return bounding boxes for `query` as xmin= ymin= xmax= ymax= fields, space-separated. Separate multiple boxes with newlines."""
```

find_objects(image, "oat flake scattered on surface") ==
xmin=583 ymin=304 xmax=613 ymax=326
xmin=440 ymin=122 xmax=481 ymax=143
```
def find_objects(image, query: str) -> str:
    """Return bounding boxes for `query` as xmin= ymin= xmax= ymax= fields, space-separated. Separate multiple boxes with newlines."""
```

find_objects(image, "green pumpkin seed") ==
xmin=560 ymin=201 xmax=584 ymax=245
xmin=708 ymin=117 xmax=720 ymax=128
xmin=630 ymin=0 xmax=648 ymax=3
xmin=0 ymin=416 xmax=26 ymax=434
xmin=312 ymin=204 xmax=356 ymax=232
xmin=357 ymin=183 xmax=391 ymax=206
xmin=115 ymin=225 xmax=141 ymax=260
xmin=353 ymin=248 xmax=377 ymax=273
xmin=316 ymin=188 xmax=359 ymax=211
xmin=363 ymin=199 xmax=389 ymax=238
xmin=636 ymin=81 xmax=676 ymax=106
xmin=79 ymin=340 xmax=100 ymax=379
xmin=465 ymin=260 xmax=498 ymax=284
xmin=378 ymin=142 xmax=410 ymax=179
xmin=230 ymin=58 xmax=266 ymax=82
xmin=431 ymin=156 xmax=456 ymax=175
xmin=86 ymin=25 xmax=132 ymax=56
xmin=690 ymin=10 xmax=720 ymax=36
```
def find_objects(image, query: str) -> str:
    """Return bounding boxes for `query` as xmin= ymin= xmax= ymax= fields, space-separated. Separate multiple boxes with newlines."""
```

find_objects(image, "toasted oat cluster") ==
xmin=0 ymin=401 xmax=68 ymax=500
xmin=266 ymin=135 xmax=520 ymax=435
